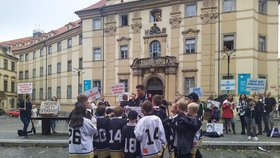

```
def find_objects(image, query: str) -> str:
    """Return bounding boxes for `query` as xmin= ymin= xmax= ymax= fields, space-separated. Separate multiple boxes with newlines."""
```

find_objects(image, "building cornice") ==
xmin=12 ymin=26 xmax=82 ymax=55
xmin=76 ymin=0 xmax=202 ymax=19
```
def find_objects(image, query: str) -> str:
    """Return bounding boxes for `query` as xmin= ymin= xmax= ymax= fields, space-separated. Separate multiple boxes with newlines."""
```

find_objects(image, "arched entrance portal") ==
xmin=146 ymin=77 xmax=164 ymax=96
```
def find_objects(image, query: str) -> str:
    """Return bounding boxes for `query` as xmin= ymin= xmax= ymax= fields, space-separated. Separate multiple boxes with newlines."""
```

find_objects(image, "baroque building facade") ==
xmin=0 ymin=0 xmax=278 ymax=111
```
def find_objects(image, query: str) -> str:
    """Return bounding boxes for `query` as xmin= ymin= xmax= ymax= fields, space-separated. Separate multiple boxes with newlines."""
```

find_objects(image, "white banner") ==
xmin=246 ymin=79 xmax=267 ymax=93
xmin=39 ymin=101 xmax=60 ymax=114
xmin=17 ymin=83 xmax=32 ymax=94
xmin=221 ymin=80 xmax=235 ymax=90
xmin=206 ymin=123 xmax=223 ymax=135
xmin=111 ymin=83 xmax=125 ymax=96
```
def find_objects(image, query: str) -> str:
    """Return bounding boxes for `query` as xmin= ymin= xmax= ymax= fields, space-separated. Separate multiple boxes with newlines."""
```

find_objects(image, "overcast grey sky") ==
xmin=0 ymin=0 xmax=99 ymax=42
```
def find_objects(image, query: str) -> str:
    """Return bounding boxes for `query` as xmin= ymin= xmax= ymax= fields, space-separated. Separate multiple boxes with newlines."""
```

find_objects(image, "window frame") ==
xmin=223 ymin=33 xmax=236 ymax=51
xmin=149 ymin=40 xmax=161 ymax=58
xmin=79 ymin=35 xmax=83 ymax=45
xmin=57 ymin=42 xmax=62 ymax=52
xmin=67 ymin=60 xmax=72 ymax=72
xmin=223 ymin=0 xmax=236 ymax=13
xmin=120 ymin=14 xmax=129 ymax=27
xmin=185 ymin=4 xmax=197 ymax=17
xmin=40 ymin=67 xmax=44 ymax=77
xmin=19 ymin=71 xmax=23 ymax=80
xmin=4 ymin=59 xmax=8 ymax=70
xmin=93 ymin=80 xmax=102 ymax=94
xmin=11 ymin=81 xmax=15 ymax=93
xmin=67 ymin=85 xmax=72 ymax=99
xmin=120 ymin=79 xmax=129 ymax=92
xmin=40 ymin=48 xmax=44 ymax=57
xmin=258 ymin=35 xmax=266 ymax=52
xmin=48 ymin=64 xmax=52 ymax=75
xmin=184 ymin=77 xmax=195 ymax=95
xmin=39 ymin=88 xmax=43 ymax=100
xmin=57 ymin=86 xmax=61 ymax=99
xmin=79 ymin=57 xmax=83 ymax=69
xmin=33 ymin=51 xmax=36 ymax=59
xmin=150 ymin=9 xmax=162 ymax=22
xmin=120 ymin=45 xmax=129 ymax=59
xmin=93 ymin=48 xmax=102 ymax=61
xmin=185 ymin=38 xmax=197 ymax=54
xmin=57 ymin=63 xmax=61 ymax=74
xmin=48 ymin=45 xmax=52 ymax=54
xmin=25 ymin=70 xmax=29 ymax=79
xmin=67 ymin=38 xmax=72 ymax=48
xmin=48 ymin=87 xmax=52 ymax=100
xmin=4 ymin=80 xmax=8 ymax=92
xmin=33 ymin=68 xmax=36 ymax=78
xmin=258 ymin=0 xmax=267 ymax=15
xmin=93 ymin=19 xmax=102 ymax=30
xmin=11 ymin=61 xmax=15 ymax=71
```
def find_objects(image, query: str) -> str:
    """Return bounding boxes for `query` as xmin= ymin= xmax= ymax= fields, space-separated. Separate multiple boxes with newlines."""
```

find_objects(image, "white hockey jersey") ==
xmin=134 ymin=114 xmax=166 ymax=157
xmin=69 ymin=117 xmax=97 ymax=155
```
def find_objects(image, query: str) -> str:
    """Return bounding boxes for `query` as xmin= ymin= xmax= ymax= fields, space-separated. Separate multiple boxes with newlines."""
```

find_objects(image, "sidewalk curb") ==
xmin=0 ymin=139 xmax=68 ymax=147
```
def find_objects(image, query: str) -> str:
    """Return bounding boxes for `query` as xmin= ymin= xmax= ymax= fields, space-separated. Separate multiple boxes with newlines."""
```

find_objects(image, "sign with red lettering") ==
xmin=111 ymin=83 xmax=125 ymax=96
xmin=17 ymin=83 xmax=32 ymax=94
xmin=85 ymin=87 xmax=101 ymax=100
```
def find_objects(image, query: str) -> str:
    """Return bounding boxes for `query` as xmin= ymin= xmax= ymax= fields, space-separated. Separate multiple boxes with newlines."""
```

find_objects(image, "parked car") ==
xmin=8 ymin=109 xmax=20 ymax=117
xmin=0 ymin=109 xmax=6 ymax=115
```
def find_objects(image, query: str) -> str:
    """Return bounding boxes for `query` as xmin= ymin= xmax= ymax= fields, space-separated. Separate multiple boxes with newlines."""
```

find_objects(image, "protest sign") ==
xmin=206 ymin=123 xmax=223 ymax=135
xmin=17 ymin=83 xmax=32 ymax=94
xmin=246 ymin=79 xmax=266 ymax=93
xmin=238 ymin=74 xmax=251 ymax=95
xmin=39 ymin=101 xmax=60 ymax=115
xmin=190 ymin=87 xmax=203 ymax=97
xmin=85 ymin=87 xmax=101 ymax=100
xmin=221 ymin=80 xmax=235 ymax=91
xmin=207 ymin=100 xmax=221 ymax=108
xmin=83 ymin=80 xmax=91 ymax=92
xmin=123 ymin=106 xmax=143 ymax=118
xmin=111 ymin=83 xmax=125 ymax=96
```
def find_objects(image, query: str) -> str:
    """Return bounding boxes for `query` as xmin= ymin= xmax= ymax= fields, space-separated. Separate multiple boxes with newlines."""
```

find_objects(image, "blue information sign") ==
xmin=84 ymin=80 xmax=91 ymax=92
xmin=238 ymin=74 xmax=251 ymax=95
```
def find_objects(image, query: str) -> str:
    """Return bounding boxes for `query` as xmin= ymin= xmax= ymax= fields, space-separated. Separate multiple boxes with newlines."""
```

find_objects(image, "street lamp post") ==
xmin=223 ymin=47 xmax=235 ymax=94
xmin=73 ymin=67 xmax=81 ymax=95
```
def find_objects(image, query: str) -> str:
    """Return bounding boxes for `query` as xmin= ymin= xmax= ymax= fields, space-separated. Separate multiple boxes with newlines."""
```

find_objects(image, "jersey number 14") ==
xmin=145 ymin=127 xmax=159 ymax=145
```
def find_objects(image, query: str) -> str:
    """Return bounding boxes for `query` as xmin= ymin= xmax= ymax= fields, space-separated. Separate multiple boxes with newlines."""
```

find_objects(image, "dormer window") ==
xmin=150 ymin=9 xmax=162 ymax=22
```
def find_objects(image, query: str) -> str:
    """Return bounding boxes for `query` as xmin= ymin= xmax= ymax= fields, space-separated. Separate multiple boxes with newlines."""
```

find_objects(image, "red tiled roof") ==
xmin=77 ymin=0 xmax=106 ymax=12
xmin=0 ymin=20 xmax=81 ymax=51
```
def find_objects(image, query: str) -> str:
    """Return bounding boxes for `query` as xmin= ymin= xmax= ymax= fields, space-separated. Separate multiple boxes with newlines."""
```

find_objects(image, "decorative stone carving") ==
xmin=149 ymin=23 xmax=161 ymax=35
xmin=182 ymin=28 xmax=200 ymax=37
xmin=200 ymin=12 xmax=218 ymax=24
xmin=3 ymin=74 xmax=9 ymax=78
xmin=11 ymin=76 xmax=16 ymax=79
xmin=131 ymin=22 xmax=142 ymax=34
xmin=166 ymin=67 xmax=177 ymax=74
xmin=170 ymin=15 xmax=182 ymax=29
xmin=105 ymin=22 xmax=117 ymax=36
xmin=117 ymin=37 xmax=131 ymax=42
xmin=133 ymin=69 xmax=142 ymax=76
xmin=171 ymin=5 xmax=180 ymax=13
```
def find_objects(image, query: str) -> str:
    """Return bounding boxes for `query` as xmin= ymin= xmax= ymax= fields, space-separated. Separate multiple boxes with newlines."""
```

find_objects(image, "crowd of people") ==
xmin=206 ymin=91 xmax=280 ymax=140
xmin=68 ymin=84 xmax=204 ymax=158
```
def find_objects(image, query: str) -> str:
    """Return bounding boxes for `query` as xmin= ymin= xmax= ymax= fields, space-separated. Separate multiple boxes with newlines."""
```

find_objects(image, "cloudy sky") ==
xmin=0 ymin=0 xmax=99 ymax=42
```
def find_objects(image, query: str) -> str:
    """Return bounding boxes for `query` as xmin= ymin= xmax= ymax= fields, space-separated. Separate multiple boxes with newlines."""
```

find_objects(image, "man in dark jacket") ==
xmin=265 ymin=91 xmax=276 ymax=131
xmin=135 ymin=84 xmax=147 ymax=107
xmin=255 ymin=93 xmax=265 ymax=135
xmin=18 ymin=94 xmax=32 ymax=137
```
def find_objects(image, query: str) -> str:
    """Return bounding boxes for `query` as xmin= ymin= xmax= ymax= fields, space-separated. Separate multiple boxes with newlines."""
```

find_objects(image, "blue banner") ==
xmin=83 ymin=80 xmax=91 ymax=92
xmin=238 ymin=74 xmax=251 ymax=95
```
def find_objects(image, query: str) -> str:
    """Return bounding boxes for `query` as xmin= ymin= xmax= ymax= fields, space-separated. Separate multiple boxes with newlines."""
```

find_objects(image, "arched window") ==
xmin=149 ymin=41 xmax=161 ymax=58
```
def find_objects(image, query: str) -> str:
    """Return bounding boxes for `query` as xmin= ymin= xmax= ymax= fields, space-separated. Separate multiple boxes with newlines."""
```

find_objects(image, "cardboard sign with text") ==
xmin=246 ymin=79 xmax=266 ymax=93
xmin=17 ymin=83 xmax=32 ymax=94
xmin=111 ymin=83 xmax=125 ymax=96
xmin=39 ymin=101 xmax=60 ymax=115
xmin=190 ymin=87 xmax=203 ymax=97
xmin=85 ymin=87 xmax=101 ymax=100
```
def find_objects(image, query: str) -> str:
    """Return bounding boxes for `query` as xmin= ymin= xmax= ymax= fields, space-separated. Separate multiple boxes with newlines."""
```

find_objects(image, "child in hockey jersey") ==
xmin=135 ymin=101 xmax=167 ymax=158
xmin=69 ymin=106 xmax=97 ymax=158
xmin=108 ymin=107 xmax=127 ymax=158
xmin=94 ymin=106 xmax=111 ymax=158
xmin=121 ymin=110 xmax=141 ymax=158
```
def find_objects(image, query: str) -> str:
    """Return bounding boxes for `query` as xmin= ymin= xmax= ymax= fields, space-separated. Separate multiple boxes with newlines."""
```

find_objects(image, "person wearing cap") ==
xmin=121 ymin=110 xmax=141 ymax=158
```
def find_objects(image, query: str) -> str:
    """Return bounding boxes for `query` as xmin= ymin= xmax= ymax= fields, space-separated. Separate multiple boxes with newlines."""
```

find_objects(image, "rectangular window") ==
xmin=185 ymin=38 xmax=196 ymax=54
xmin=19 ymin=71 xmax=23 ymax=80
xmin=48 ymin=65 xmax=52 ymax=75
xmin=223 ymin=34 xmax=235 ymax=50
xmin=120 ymin=79 xmax=128 ymax=92
xmin=93 ymin=80 xmax=102 ymax=94
xmin=33 ymin=51 xmax=36 ymax=59
xmin=57 ymin=86 xmax=61 ymax=99
xmin=4 ymin=80 xmax=8 ymax=92
xmin=25 ymin=54 xmax=29 ymax=61
xmin=93 ymin=48 xmax=102 ymax=61
xmin=48 ymin=46 xmax=52 ymax=54
xmin=184 ymin=77 xmax=195 ymax=95
xmin=258 ymin=36 xmax=266 ymax=52
xmin=32 ymin=89 xmax=36 ymax=100
xmin=93 ymin=19 xmax=102 ymax=30
xmin=11 ymin=62 xmax=15 ymax=71
xmin=67 ymin=85 xmax=72 ymax=99
xmin=57 ymin=63 xmax=61 ymax=73
xmin=11 ymin=81 xmax=15 ymax=93
xmin=25 ymin=71 xmax=29 ymax=79
xmin=67 ymin=38 xmax=72 ymax=48
xmin=40 ymin=48 xmax=44 ymax=57
xmin=224 ymin=0 xmax=235 ymax=12
xmin=67 ymin=60 xmax=72 ymax=72
xmin=79 ymin=35 xmax=83 ymax=45
xmin=120 ymin=14 xmax=128 ymax=26
xmin=120 ymin=45 xmax=128 ymax=59
xmin=79 ymin=58 xmax=83 ymax=69
xmin=39 ymin=88 xmax=43 ymax=100
xmin=4 ymin=59 xmax=8 ymax=70
xmin=57 ymin=42 xmax=61 ymax=51
xmin=40 ymin=67 xmax=44 ymax=77
xmin=48 ymin=87 xmax=52 ymax=100
xmin=185 ymin=4 xmax=197 ymax=17
xmin=259 ymin=0 xmax=267 ymax=15
xmin=20 ymin=55 xmax=24 ymax=62
xmin=33 ymin=68 xmax=36 ymax=78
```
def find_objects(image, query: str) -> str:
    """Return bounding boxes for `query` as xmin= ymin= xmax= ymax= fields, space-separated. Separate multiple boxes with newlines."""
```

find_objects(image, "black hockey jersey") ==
xmin=121 ymin=124 xmax=141 ymax=158
xmin=93 ymin=116 xmax=110 ymax=150
xmin=108 ymin=117 xmax=127 ymax=151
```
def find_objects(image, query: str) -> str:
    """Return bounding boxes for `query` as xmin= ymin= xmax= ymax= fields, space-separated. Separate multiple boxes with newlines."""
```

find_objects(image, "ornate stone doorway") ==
xmin=146 ymin=77 xmax=164 ymax=96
